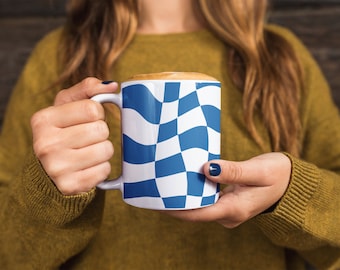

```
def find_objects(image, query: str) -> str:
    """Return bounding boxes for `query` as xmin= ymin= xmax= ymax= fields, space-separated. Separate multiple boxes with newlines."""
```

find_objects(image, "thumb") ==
xmin=203 ymin=159 xmax=253 ymax=185
xmin=54 ymin=77 xmax=118 ymax=106
xmin=203 ymin=153 xmax=291 ymax=186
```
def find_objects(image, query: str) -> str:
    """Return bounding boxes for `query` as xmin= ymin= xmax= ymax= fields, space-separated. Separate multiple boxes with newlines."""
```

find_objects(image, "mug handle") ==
xmin=91 ymin=93 xmax=123 ymax=190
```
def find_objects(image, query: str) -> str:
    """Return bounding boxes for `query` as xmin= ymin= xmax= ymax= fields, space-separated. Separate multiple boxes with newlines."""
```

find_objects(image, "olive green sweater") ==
xmin=0 ymin=25 xmax=339 ymax=269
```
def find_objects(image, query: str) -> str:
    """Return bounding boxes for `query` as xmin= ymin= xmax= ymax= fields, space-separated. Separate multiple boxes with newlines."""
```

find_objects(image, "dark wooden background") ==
xmin=0 ymin=0 xmax=340 ymax=128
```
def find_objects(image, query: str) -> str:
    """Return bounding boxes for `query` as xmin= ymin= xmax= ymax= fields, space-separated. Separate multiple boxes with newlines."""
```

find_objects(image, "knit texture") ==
xmin=0 ymin=25 xmax=339 ymax=269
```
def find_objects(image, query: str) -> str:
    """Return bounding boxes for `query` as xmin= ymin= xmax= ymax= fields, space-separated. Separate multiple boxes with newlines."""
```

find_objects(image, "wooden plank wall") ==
xmin=0 ymin=0 xmax=340 ymax=128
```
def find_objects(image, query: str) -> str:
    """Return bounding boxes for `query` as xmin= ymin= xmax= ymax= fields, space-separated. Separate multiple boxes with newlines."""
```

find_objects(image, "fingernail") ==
xmin=102 ymin=80 xmax=114 ymax=85
xmin=209 ymin=163 xmax=221 ymax=176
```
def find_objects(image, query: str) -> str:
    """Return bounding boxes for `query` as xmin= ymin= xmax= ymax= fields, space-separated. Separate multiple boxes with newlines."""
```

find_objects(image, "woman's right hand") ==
xmin=31 ymin=78 xmax=118 ymax=195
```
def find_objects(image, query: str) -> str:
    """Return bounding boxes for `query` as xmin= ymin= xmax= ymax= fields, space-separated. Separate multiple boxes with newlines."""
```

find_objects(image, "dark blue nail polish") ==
xmin=102 ymin=80 xmax=114 ymax=85
xmin=209 ymin=163 xmax=221 ymax=176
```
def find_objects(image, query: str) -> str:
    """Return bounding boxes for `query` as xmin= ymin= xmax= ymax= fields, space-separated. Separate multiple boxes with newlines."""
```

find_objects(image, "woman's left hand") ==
xmin=166 ymin=153 xmax=292 ymax=228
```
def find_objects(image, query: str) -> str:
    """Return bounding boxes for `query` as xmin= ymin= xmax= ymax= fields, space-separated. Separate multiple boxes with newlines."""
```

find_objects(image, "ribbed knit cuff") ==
xmin=17 ymin=149 xmax=97 ymax=226
xmin=255 ymin=153 xmax=320 ymax=244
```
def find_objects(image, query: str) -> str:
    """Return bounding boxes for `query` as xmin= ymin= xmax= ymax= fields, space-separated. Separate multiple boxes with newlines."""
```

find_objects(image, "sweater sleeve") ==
xmin=0 ymin=29 xmax=105 ymax=269
xmin=255 ymin=25 xmax=340 ymax=269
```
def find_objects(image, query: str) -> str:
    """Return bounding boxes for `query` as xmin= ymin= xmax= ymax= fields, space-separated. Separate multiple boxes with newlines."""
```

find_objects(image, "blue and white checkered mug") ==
xmin=92 ymin=72 xmax=221 ymax=210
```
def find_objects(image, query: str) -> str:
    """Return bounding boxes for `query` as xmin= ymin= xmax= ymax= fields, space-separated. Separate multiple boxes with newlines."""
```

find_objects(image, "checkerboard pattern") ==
xmin=120 ymin=80 xmax=221 ymax=210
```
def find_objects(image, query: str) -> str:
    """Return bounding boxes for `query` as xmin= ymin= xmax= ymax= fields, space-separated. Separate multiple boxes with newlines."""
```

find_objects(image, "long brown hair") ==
xmin=58 ymin=0 xmax=303 ymax=156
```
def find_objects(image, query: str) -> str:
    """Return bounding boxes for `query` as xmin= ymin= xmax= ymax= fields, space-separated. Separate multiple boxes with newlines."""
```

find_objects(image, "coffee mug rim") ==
xmin=126 ymin=72 xmax=218 ymax=82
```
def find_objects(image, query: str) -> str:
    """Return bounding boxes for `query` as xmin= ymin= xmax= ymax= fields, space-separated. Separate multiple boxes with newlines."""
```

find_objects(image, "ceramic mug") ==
xmin=92 ymin=72 xmax=221 ymax=210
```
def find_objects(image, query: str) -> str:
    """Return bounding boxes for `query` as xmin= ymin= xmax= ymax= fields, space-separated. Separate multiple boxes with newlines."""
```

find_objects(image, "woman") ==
xmin=0 ymin=0 xmax=339 ymax=269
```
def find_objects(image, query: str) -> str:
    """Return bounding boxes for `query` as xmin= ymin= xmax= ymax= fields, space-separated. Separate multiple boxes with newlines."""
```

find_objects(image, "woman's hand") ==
xmin=31 ymin=78 xmax=118 ymax=195
xmin=167 ymin=153 xmax=292 ymax=228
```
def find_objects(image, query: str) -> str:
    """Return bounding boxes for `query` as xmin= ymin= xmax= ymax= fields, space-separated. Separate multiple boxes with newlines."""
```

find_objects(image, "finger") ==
xmin=42 ymin=140 xmax=114 ymax=179
xmin=63 ymin=140 xmax=114 ymax=173
xmin=32 ymin=99 xmax=106 ymax=129
xmin=52 ymin=120 xmax=110 ymax=149
xmin=56 ymin=162 xmax=112 ymax=195
xmin=203 ymin=153 xmax=291 ymax=186
xmin=34 ymin=120 xmax=109 ymax=151
xmin=54 ymin=77 xmax=118 ymax=106
xmin=203 ymin=159 xmax=260 ymax=186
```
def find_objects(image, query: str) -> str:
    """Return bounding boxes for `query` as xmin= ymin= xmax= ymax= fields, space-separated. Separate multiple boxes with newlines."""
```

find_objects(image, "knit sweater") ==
xmin=0 ymin=25 xmax=339 ymax=270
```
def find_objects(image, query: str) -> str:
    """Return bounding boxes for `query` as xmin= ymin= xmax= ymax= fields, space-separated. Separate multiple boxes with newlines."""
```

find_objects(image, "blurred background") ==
xmin=0 ymin=0 xmax=340 ymax=128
